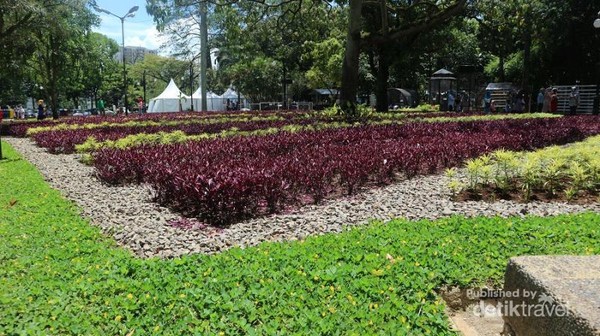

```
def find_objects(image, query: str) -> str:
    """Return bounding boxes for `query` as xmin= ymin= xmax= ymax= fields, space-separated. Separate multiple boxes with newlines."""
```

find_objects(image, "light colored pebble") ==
xmin=6 ymin=136 xmax=600 ymax=259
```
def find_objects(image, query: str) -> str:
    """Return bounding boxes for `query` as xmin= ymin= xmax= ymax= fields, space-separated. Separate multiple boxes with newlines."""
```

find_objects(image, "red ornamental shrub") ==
xmin=93 ymin=116 xmax=600 ymax=226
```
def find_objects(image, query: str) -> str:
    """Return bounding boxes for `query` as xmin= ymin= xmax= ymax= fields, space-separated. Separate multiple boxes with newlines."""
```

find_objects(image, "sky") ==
xmin=91 ymin=0 xmax=167 ymax=51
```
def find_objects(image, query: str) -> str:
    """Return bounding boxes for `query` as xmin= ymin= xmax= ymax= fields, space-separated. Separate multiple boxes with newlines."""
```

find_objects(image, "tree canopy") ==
xmin=2 ymin=0 xmax=600 ymax=115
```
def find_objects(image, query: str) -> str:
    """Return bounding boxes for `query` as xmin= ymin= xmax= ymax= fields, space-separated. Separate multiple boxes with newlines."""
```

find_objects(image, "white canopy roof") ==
xmin=148 ymin=79 xmax=190 ymax=113
xmin=154 ymin=79 xmax=189 ymax=99
xmin=192 ymin=86 xmax=221 ymax=98
xmin=221 ymin=86 xmax=244 ymax=99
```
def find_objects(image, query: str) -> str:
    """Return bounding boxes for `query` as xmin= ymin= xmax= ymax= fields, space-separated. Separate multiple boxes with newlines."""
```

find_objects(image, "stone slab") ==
xmin=503 ymin=255 xmax=600 ymax=336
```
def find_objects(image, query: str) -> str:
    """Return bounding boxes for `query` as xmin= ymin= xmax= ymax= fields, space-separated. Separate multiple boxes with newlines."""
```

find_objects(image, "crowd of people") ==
xmin=482 ymin=90 xmax=527 ymax=114
xmin=536 ymin=86 xmax=580 ymax=114
xmin=478 ymin=85 xmax=580 ymax=114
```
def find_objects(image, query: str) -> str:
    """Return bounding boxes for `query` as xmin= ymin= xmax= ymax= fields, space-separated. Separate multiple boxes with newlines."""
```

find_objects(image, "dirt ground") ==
xmin=446 ymin=303 xmax=506 ymax=336
xmin=441 ymin=287 xmax=509 ymax=336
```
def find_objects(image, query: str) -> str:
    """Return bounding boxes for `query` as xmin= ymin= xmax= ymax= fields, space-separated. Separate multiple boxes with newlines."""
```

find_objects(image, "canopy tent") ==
xmin=310 ymin=89 xmax=339 ymax=108
xmin=220 ymin=87 xmax=248 ymax=109
xmin=147 ymin=79 xmax=190 ymax=113
xmin=191 ymin=87 xmax=224 ymax=111
xmin=387 ymin=88 xmax=419 ymax=108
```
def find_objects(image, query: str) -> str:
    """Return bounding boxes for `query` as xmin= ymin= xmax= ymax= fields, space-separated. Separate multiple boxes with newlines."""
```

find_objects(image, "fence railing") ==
xmin=552 ymin=85 xmax=595 ymax=114
xmin=249 ymin=101 xmax=313 ymax=111
xmin=488 ymin=85 xmax=597 ymax=114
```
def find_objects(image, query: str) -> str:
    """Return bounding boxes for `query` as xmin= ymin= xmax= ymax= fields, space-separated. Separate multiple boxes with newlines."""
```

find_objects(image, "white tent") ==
xmin=220 ymin=87 xmax=248 ymax=110
xmin=147 ymin=79 xmax=191 ymax=113
xmin=191 ymin=87 xmax=224 ymax=111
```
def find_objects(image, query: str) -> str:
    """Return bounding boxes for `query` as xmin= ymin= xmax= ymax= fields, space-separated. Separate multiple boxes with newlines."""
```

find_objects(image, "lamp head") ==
xmin=595 ymin=11 xmax=600 ymax=29
xmin=91 ymin=4 xmax=110 ymax=15
xmin=126 ymin=5 xmax=139 ymax=17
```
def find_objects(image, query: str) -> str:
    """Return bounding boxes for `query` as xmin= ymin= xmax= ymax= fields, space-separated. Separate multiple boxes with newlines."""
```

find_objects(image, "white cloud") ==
xmin=92 ymin=16 xmax=168 ymax=54
xmin=125 ymin=22 xmax=169 ymax=52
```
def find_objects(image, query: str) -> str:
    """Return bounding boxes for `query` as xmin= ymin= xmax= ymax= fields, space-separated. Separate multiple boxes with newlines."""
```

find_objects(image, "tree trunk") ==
xmin=339 ymin=0 xmax=363 ymax=118
xmin=375 ymin=46 xmax=389 ymax=112
xmin=498 ymin=55 xmax=505 ymax=82
xmin=49 ymin=35 xmax=59 ymax=120
xmin=521 ymin=12 xmax=532 ymax=112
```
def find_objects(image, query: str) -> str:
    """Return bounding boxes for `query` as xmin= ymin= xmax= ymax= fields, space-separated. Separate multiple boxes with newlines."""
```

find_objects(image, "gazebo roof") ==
xmin=431 ymin=68 xmax=455 ymax=78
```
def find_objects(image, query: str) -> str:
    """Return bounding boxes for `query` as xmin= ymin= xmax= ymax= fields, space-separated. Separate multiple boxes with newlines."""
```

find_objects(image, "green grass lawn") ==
xmin=1 ymin=140 xmax=598 ymax=335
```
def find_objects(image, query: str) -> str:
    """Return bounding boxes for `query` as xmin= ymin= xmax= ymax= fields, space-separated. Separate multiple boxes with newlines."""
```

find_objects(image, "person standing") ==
xmin=483 ymin=91 xmax=492 ymax=114
xmin=542 ymin=87 xmax=552 ymax=112
xmin=37 ymin=100 xmax=45 ymax=120
xmin=455 ymin=93 xmax=463 ymax=112
xmin=447 ymin=91 xmax=455 ymax=111
xmin=536 ymin=88 xmax=544 ymax=112
xmin=515 ymin=93 xmax=525 ymax=113
xmin=569 ymin=86 xmax=580 ymax=115
xmin=97 ymin=98 xmax=105 ymax=115
xmin=550 ymin=88 xmax=559 ymax=113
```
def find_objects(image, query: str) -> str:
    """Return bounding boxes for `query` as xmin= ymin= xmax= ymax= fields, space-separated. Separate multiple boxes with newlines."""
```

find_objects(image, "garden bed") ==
xmin=92 ymin=116 xmax=598 ymax=225
xmin=2 ymin=140 xmax=599 ymax=335
xmin=6 ymin=136 xmax=600 ymax=258
xmin=450 ymin=134 xmax=600 ymax=204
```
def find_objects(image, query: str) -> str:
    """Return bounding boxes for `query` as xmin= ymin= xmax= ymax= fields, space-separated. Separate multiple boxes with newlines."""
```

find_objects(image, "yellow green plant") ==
xmin=26 ymin=114 xmax=286 ymax=135
xmin=462 ymin=134 xmax=600 ymax=202
xmin=568 ymin=161 xmax=589 ymax=191
xmin=520 ymin=159 xmax=542 ymax=201
xmin=465 ymin=158 xmax=485 ymax=190
xmin=444 ymin=167 xmax=458 ymax=179
xmin=541 ymin=158 xmax=566 ymax=195
xmin=564 ymin=187 xmax=578 ymax=201
xmin=447 ymin=179 xmax=464 ymax=196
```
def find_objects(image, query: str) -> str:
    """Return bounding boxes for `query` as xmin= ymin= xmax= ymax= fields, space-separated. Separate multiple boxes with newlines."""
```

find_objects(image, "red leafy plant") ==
xmin=93 ymin=116 xmax=600 ymax=226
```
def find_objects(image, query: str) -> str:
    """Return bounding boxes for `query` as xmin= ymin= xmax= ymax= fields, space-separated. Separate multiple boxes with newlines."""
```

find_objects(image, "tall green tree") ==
xmin=472 ymin=0 xmax=600 ymax=110
xmin=339 ymin=0 xmax=467 ymax=114
xmin=29 ymin=0 xmax=96 ymax=118
xmin=148 ymin=0 xmax=347 ymax=103
xmin=0 ymin=0 xmax=47 ymax=103
xmin=128 ymin=54 xmax=191 ymax=99
xmin=79 ymin=33 xmax=120 ymax=108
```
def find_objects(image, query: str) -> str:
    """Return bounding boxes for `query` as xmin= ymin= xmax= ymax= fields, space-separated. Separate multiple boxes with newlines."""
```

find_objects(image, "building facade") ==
xmin=114 ymin=46 xmax=158 ymax=64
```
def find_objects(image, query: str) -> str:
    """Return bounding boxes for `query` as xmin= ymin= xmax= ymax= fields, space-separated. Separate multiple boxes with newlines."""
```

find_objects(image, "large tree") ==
xmin=29 ymin=0 xmax=97 ymax=118
xmin=472 ymin=0 xmax=599 ymax=111
xmin=79 ymin=33 xmax=120 ymax=108
xmin=148 ymin=0 xmax=347 ymax=104
xmin=339 ymin=0 xmax=467 ymax=114
xmin=0 ymin=0 xmax=47 ymax=103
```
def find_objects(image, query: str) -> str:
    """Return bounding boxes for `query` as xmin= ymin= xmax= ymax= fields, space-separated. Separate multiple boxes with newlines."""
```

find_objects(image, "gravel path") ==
xmin=6 ymin=137 xmax=600 ymax=259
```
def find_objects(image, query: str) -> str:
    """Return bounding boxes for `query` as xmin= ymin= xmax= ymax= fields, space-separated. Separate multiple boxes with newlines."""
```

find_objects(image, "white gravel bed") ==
xmin=6 ymin=136 xmax=600 ymax=259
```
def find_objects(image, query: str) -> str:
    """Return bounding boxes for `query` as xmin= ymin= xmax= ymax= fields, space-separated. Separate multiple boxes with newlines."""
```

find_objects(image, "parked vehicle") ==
xmin=72 ymin=109 xmax=86 ymax=117
xmin=25 ymin=109 xmax=36 ymax=119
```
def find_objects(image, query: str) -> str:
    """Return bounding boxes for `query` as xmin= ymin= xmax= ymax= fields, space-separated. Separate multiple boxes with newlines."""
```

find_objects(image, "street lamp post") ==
xmin=142 ymin=70 xmax=147 ymax=113
xmin=189 ymin=62 xmax=194 ymax=112
xmin=594 ymin=11 xmax=600 ymax=114
xmin=91 ymin=1 xmax=139 ymax=116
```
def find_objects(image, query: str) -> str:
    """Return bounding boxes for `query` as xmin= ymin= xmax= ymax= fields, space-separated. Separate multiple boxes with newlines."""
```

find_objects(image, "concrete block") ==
xmin=502 ymin=255 xmax=600 ymax=336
